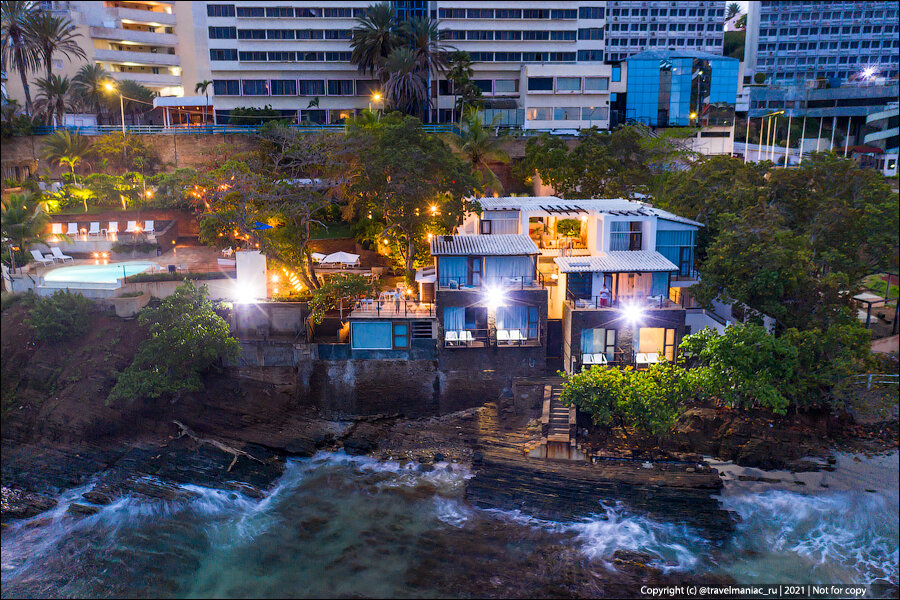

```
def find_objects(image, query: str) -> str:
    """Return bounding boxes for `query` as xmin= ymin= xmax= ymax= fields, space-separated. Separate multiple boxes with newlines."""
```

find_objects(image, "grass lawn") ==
xmin=863 ymin=274 xmax=899 ymax=302
xmin=310 ymin=221 xmax=353 ymax=240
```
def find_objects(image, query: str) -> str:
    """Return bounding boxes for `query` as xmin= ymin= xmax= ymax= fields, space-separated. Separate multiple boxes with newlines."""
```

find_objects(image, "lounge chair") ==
xmin=107 ymin=222 xmax=119 ymax=239
xmin=30 ymin=249 xmax=54 ymax=267
xmin=50 ymin=247 xmax=74 ymax=263
xmin=646 ymin=352 xmax=660 ymax=364
xmin=51 ymin=223 xmax=63 ymax=235
xmin=125 ymin=221 xmax=139 ymax=233
xmin=143 ymin=220 xmax=155 ymax=234
xmin=459 ymin=330 xmax=474 ymax=345
xmin=596 ymin=354 xmax=609 ymax=365
xmin=583 ymin=353 xmax=596 ymax=365
xmin=509 ymin=329 xmax=526 ymax=344
xmin=635 ymin=353 xmax=650 ymax=366
xmin=66 ymin=222 xmax=78 ymax=236
xmin=497 ymin=329 xmax=510 ymax=344
xmin=87 ymin=222 xmax=101 ymax=237
xmin=445 ymin=331 xmax=459 ymax=346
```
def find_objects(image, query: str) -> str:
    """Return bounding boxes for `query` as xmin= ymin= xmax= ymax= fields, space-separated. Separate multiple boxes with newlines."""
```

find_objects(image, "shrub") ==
xmin=555 ymin=218 xmax=582 ymax=238
xmin=308 ymin=274 xmax=374 ymax=323
xmin=112 ymin=241 xmax=158 ymax=255
xmin=27 ymin=290 xmax=94 ymax=343
xmin=126 ymin=271 xmax=229 ymax=283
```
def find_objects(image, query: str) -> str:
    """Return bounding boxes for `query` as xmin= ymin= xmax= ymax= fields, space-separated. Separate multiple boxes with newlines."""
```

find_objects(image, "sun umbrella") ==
xmin=320 ymin=251 xmax=360 ymax=265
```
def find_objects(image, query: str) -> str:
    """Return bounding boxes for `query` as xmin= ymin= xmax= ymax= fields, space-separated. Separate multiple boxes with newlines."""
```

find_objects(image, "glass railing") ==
xmin=566 ymin=291 xmax=679 ymax=310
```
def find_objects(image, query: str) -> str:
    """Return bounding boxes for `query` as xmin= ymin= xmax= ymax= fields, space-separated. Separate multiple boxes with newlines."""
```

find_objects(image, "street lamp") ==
xmin=104 ymin=81 xmax=126 ymax=136
xmin=369 ymin=91 xmax=383 ymax=113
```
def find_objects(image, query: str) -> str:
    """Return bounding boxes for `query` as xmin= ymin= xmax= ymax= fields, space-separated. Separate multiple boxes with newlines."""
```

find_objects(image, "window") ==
xmin=473 ymin=80 xmax=492 ymax=93
xmin=207 ymin=4 xmax=235 ymax=17
xmin=523 ymin=9 xmax=549 ymax=19
xmin=469 ymin=52 xmax=494 ymax=61
xmin=495 ymin=30 xmax=521 ymax=41
xmin=270 ymin=80 xmax=297 ymax=95
xmin=578 ymin=27 xmax=603 ymax=40
xmin=325 ymin=29 xmax=351 ymax=40
xmin=238 ymin=51 xmax=267 ymax=61
xmin=523 ymin=30 xmax=549 ymax=40
xmin=549 ymin=52 xmax=575 ymax=62
xmin=495 ymin=9 xmax=521 ymax=18
xmin=295 ymin=7 xmax=321 ymax=18
xmin=580 ymin=328 xmax=616 ymax=363
xmin=527 ymin=107 xmax=552 ymax=120
xmin=554 ymin=106 xmax=580 ymax=120
xmin=612 ymin=66 xmax=621 ymax=82
xmin=578 ymin=6 xmax=605 ymax=19
xmin=300 ymin=51 xmax=325 ymax=61
xmin=296 ymin=29 xmax=324 ymax=40
xmin=392 ymin=323 xmax=409 ymax=348
xmin=628 ymin=221 xmax=642 ymax=250
xmin=550 ymin=30 xmax=576 ymax=41
xmin=266 ymin=6 xmax=293 ymax=18
xmin=266 ymin=29 xmax=294 ymax=40
xmin=438 ymin=8 xmax=465 ymax=19
xmin=577 ymin=50 xmax=604 ymax=61
xmin=326 ymin=51 xmax=351 ymax=61
xmin=445 ymin=30 xmax=466 ymax=41
xmin=238 ymin=29 xmax=265 ymax=40
xmin=236 ymin=6 xmax=264 ymax=17
xmin=351 ymin=322 xmax=392 ymax=350
xmin=298 ymin=79 xmax=325 ymax=96
xmin=210 ymin=48 xmax=237 ymax=61
xmin=268 ymin=51 xmax=296 ymax=62
xmin=609 ymin=221 xmax=628 ymax=251
xmin=556 ymin=77 xmax=581 ymax=91
xmin=494 ymin=52 xmax=521 ymax=62
xmin=551 ymin=8 xmax=577 ymax=19
xmin=467 ymin=8 xmax=493 ymax=18
xmin=242 ymin=80 xmax=268 ymax=96
xmin=213 ymin=80 xmax=240 ymax=96
xmin=527 ymin=306 xmax=539 ymax=340
xmin=480 ymin=220 xmax=491 ymax=234
xmin=356 ymin=79 xmax=379 ymax=97
xmin=527 ymin=77 xmax=553 ymax=91
xmin=582 ymin=106 xmax=608 ymax=120
xmin=494 ymin=79 xmax=518 ymax=93
xmin=467 ymin=30 xmax=493 ymax=40
xmin=584 ymin=77 xmax=608 ymax=91
xmin=323 ymin=7 xmax=351 ymax=17
xmin=327 ymin=80 xmax=354 ymax=96
xmin=638 ymin=327 xmax=676 ymax=361
xmin=208 ymin=26 xmax=236 ymax=39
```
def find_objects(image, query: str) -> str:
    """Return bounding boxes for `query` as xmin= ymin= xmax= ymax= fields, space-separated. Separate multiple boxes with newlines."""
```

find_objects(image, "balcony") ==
xmin=437 ymin=274 xmax=546 ymax=291
xmin=566 ymin=292 xmax=681 ymax=311
xmin=350 ymin=298 xmax=435 ymax=319
xmin=443 ymin=328 xmax=541 ymax=348
xmin=90 ymin=26 xmax=177 ymax=46
xmin=108 ymin=70 xmax=180 ymax=87
xmin=93 ymin=48 xmax=179 ymax=67
xmin=107 ymin=6 xmax=176 ymax=26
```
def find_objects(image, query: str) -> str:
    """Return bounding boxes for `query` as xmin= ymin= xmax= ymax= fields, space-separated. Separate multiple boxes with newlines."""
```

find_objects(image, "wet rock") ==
xmin=1 ymin=487 xmax=58 ymax=521
xmin=612 ymin=550 xmax=655 ymax=574
xmin=224 ymin=481 xmax=265 ymax=499
xmin=433 ymin=452 xmax=445 ymax=463
xmin=283 ymin=440 xmax=316 ymax=457
xmin=343 ymin=436 xmax=376 ymax=456
xmin=81 ymin=490 xmax=113 ymax=505
xmin=735 ymin=439 xmax=785 ymax=470
xmin=472 ymin=450 xmax=484 ymax=465
xmin=67 ymin=503 xmax=101 ymax=517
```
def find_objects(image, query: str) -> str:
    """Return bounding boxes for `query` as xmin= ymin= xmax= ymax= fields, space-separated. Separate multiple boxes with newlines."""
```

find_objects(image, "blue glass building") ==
xmin=624 ymin=50 xmax=739 ymax=127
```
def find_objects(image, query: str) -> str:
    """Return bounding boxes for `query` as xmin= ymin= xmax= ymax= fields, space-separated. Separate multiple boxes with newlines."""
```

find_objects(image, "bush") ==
xmin=112 ymin=241 xmax=158 ymax=255
xmin=272 ymin=290 xmax=311 ymax=302
xmin=126 ymin=271 xmax=229 ymax=283
xmin=27 ymin=290 xmax=94 ymax=343
xmin=555 ymin=218 xmax=582 ymax=238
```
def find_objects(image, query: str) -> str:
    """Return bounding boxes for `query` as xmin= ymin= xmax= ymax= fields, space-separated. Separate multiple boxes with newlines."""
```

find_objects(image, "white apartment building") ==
xmin=190 ymin=1 xmax=725 ymax=128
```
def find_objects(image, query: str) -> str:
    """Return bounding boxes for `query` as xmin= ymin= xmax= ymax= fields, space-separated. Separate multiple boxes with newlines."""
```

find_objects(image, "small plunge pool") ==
xmin=43 ymin=261 xmax=156 ymax=285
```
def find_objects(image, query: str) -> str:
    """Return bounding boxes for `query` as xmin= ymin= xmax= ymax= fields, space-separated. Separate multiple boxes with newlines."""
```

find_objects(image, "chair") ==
xmin=107 ymin=222 xmax=119 ymax=239
xmin=87 ymin=222 xmax=101 ymax=237
xmin=509 ymin=329 xmax=525 ymax=344
xmin=497 ymin=329 xmax=510 ymax=344
xmin=125 ymin=221 xmax=139 ymax=233
xmin=50 ymin=247 xmax=74 ymax=263
xmin=646 ymin=352 xmax=660 ymax=364
xmin=143 ymin=220 xmax=155 ymax=234
xmin=51 ymin=223 xmax=63 ymax=235
xmin=30 ymin=249 xmax=54 ymax=267
xmin=596 ymin=354 xmax=609 ymax=366
xmin=635 ymin=353 xmax=650 ymax=367
xmin=583 ymin=353 xmax=596 ymax=365
xmin=459 ymin=330 xmax=474 ymax=345
xmin=445 ymin=331 xmax=459 ymax=346
xmin=66 ymin=222 xmax=78 ymax=236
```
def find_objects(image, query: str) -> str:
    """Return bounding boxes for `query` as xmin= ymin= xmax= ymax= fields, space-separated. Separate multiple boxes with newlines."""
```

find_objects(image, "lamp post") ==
xmin=369 ymin=92 xmax=383 ymax=114
xmin=104 ymin=81 xmax=127 ymax=166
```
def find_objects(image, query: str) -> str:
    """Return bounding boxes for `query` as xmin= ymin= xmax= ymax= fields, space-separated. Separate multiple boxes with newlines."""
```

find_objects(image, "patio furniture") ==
xmin=646 ymin=352 xmax=659 ymax=364
xmin=50 ymin=247 xmax=74 ymax=263
xmin=143 ymin=220 xmax=155 ymax=234
xmin=497 ymin=329 xmax=510 ymax=344
xmin=459 ymin=330 xmax=474 ymax=345
xmin=508 ymin=329 xmax=526 ymax=344
xmin=30 ymin=249 xmax=54 ymax=267
xmin=51 ymin=223 xmax=63 ymax=235
xmin=635 ymin=353 xmax=650 ymax=366
xmin=582 ymin=353 xmax=596 ymax=365
xmin=445 ymin=330 xmax=459 ymax=346
xmin=107 ymin=222 xmax=119 ymax=239
xmin=125 ymin=221 xmax=139 ymax=233
xmin=88 ymin=222 xmax=101 ymax=237
xmin=596 ymin=353 xmax=609 ymax=365
xmin=222 ymin=247 xmax=234 ymax=257
xmin=66 ymin=222 xmax=78 ymax=236
xmin=217 ymin=258 xmax=236 ymax=267
xmin=321 ymin=251 xmax=360 ymax=268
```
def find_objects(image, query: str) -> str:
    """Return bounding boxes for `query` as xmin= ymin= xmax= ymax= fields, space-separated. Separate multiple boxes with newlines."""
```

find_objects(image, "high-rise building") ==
xmin=604 ymin=1 xmax=725 ymax=62
xmin=745 ymin=0 xmax=900 ymax=85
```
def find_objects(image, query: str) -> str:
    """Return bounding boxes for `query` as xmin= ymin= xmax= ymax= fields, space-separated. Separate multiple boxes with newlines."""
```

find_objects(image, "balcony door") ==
xmin=468 ymin=257 xmax=481 ymax=287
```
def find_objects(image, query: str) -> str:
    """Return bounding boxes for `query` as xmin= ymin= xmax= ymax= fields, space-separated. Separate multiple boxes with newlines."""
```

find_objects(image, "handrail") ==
xmin=565 ymin=291 xmax=677 ymax=310
xmin=29 ymin=122 xmax=461 ymax=136
xmin=438 ymin=273 xmax=545 ymax=290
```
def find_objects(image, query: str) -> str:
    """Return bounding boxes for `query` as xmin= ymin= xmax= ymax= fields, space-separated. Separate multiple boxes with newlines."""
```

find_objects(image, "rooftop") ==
xmin=430 ymin=234 xmax=539 ymax=256
xmin=626 ymin=49 xmax=738 ymax=62
xmin=475 ymin=196 xmax=703 ymax=227
xmin=555 ymin=252 xmax=678 ymax=273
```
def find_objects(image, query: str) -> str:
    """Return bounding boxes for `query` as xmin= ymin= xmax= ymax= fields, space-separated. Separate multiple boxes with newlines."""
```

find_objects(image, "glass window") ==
xmin=578 ymin=7 xmax=605 ymax=19
xmin=325 ymin=51 xmax=351 ymax=61
xmin=208 ymin=26 xmax=236 ymax=39
xmin=527 ymin=107 xmax=552 ymax=120
xmin=495 ymin=9 xmax=521 ymax=18
xmin=241 ymin=80 xmax=268 ymax=96
xmin=578 ymin=28 xmax=603 ymax=40
xmin=236 ymin=6 xmax=264 ymax=17
xmin=207 ymin=4 xmax=235 ymax=17
xmin=494 ymin=52 xmax=521 ymax=62
xmin=266 ymin=7 xmax=293 ymax=18
xmin=325 ymin=29 xmax=351 ymax=40
xmin=270 ymin=80 xmax=297 ymax=96
xmin=584 ymin=77 xmax=608 ymax=91
xmin=393 ymin=323 xmax=409 ymax=349
xmin=612 ymin=66 xmax=621 ymax=82
xmin=582 ymin=106 xmax=608 ymax=120
xmin=213 ymin=80 xmax=240 ymax=96
xmin=295 ymin=7 xmax=321 ymax=18
xmin=267 ymin=51 xmax=296 ymax=62
xmin=467 ymin=30 xmax=493 ymax=40
xmin=473 ymin=80 xmax=492 ymax=93
xmin=549 ymin=52 xmax=576 ymax=62
xmin=356 ymin=80 xmax=379 ymax=97
xmin=438 ymin=8 xmax=465 ymax=19
xmin=327 ymin=80 xmax=354 ymax=96
xmin=237 ymin=29 xmax=265 ymax=40
xmin=553 ymin=107 xmax=580 ymax=120
xmin=556 ymin=77 xmax=581 ymax=91
xmin=637 ymin=327 xmax=676 ymax=361
xmin=296 ymin=29 xmax=324 ymax=40
xmin=351 ymin=322 xmax=392 ymax=350
xmin=550 ymin=30 xmax=576 ymax=41
xmin=238 ymin=51 xmax=267 ymax=61
xmin=266 ymin=29 xmax=294 ymax=40
xmin=298 ymin=79 xmax=325 ymax=96
xmin=210 ymin=48 xmax=237 ymax=61
xmin=467 ymin=8 xmax=493 ymax=18
xmin=494 ymin=79 xmax=518 ymax=93
xmin=495 ymin=30 xmax=521 ymax=41
xmin=523 ymin=30 xmax=549 ymax=40
xmin=577 ymin=50 xmax=604 ymax=62
xmin=523 ymin=9 xmax=550 ymax=19
xmin=323 ymin=7 xmax=351 ymax=17
xmin=527 ymin=77 xmax=553 ymax=91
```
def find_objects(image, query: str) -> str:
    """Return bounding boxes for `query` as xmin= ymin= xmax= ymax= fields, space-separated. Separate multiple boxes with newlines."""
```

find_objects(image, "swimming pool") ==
xmin=43 ymin=261 xmax=156 ymax=285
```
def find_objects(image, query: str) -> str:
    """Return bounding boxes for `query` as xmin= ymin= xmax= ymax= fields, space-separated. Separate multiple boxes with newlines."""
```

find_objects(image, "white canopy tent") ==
xmin=320 ymin=251 xmax=360 ymax=267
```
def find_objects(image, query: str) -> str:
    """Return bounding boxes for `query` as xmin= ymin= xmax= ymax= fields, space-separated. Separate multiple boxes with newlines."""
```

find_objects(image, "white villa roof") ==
xmin=153 ymin=96 xmax=210 ymax=108
xmin=555 ymin=252 xmax=678 ymax=273
xmin=430 ymin=234 xmax=539 ymax=256
xmin=475 ymin=196 xmax=702 ymax=227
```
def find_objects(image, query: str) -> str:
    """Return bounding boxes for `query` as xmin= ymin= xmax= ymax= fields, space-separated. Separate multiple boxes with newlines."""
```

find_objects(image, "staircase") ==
xmin=529 ymin=384 xmax=583 ymax=460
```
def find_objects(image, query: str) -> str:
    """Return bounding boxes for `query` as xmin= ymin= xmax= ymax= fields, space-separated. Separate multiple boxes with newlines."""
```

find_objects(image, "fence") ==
xmin=30 ymin=122 xmax=460 ymax=136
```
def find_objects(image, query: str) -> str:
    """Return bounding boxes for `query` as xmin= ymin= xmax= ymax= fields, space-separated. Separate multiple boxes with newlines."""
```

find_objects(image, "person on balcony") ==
xmin=599 ymin=283 xmax=611 ymax=307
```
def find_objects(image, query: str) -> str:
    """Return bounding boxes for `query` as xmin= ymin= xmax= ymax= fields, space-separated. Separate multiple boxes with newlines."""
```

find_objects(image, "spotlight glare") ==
xmin=622 ymin=303 xmax=644 ymax=325
xmin=484 ymin=285 xmax=506 ymax=310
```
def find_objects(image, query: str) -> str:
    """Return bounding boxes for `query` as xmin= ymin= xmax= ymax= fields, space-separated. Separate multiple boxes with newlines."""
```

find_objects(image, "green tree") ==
xmin=27 ymin=290 xmax=93 ymax=343
xmin=349 ymin=2 xmax=399 ymax=77
xmin=90 ymin=132 xmax=161 ymax=174
xmin=446 ymin=50 xmax=481 ymax=123
xmin=194 ymin=79 xmax=213 ymax=124
xmin=1 ymin=0 xmax=39 ymax=115
xmin=308 ymin=273 xmax=374 ymax=323
xmin=679 ymin=324 xmax=799 ymax=414
xmin=41 ymin=130 xmax=91 ymax=195
xmin=726 ymin=2 xmax=741 ymax=19
xmin=345 ymin=113 xmax=478 ymax=283
xmin=108 ymin=281 xmax=240 ymax=403
xmin=25 ymin=10 xmax=85 ymax=83
xmin=117 ymin=79 xmax=156 ymax=125
xmin=1 ymin=192 xmax=49 ymax=270
xmin=379 ymin=46 xmax=427 ymax=118
xmin=400 ymin=15 xmax=449 ymax=80
xmin=449 ymin=109 xmax=509 ymax=194
xmin=782 ymin=324 xmax=871 ymax=406
xmin=34 ymin=74 xmax=74 ymax=127
xmin=72 ymin=63 xmax=111 ymax=123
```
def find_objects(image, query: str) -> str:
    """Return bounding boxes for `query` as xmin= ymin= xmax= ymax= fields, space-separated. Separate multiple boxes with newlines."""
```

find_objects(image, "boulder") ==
xmin=66 ymin=503 xmax=101 ymax=517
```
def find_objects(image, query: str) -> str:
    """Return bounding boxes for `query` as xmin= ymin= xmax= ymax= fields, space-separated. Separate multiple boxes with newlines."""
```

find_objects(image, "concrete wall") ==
xmin=47 ymin=209 xmax=199 ymax=238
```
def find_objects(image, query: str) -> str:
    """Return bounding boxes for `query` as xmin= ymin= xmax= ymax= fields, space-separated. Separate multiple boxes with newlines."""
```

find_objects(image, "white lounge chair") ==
xmin=50 ymin=247 xmax=74 ymax=263
xmin=51 ymin=223 xmax=63 ymax=235
xmin=459 ymin=330 xmax=474 ymax=345
xmin=509 ymin=329 xmax=526 ymax=344
xmin=445 ymin=331 xmax=459 ymax=346
xmin=497 ymin=329 xmax=510 ymax=344
xmin=583 ymin=353 xmax=596 ymax=365
xmin=66 ymin=222 xmax=78 ymax=236
xmin=30 ymin=249 xmax=54 ymax=267
xmin=646 ymin=352 xmax=660 ymax=364
xmin=87 ymin=222 xmax=101 ymax=237
xmin=125 ymin=221 xmax=139 ymax=233
xmin=107 ymin=222 xmax=119 ymax=239
xmin=143 ymin=220 xmax=154 ymax=234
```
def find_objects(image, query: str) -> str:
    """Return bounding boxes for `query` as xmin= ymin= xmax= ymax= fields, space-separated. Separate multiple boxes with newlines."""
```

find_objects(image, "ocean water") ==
xmin=2 ymin=452 xmax=897 ymax=598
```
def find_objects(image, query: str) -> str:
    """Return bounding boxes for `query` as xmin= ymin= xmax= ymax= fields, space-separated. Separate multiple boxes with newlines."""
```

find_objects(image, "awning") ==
xmin=555 ymin=251 xmax=678 ymax=273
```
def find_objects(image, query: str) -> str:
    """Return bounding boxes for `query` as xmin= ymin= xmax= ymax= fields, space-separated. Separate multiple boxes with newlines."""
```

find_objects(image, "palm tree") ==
xmin=194 ymin=79 xmax=213 ymax=125
xmin=25 ymin=11 xmax=85 ymax=82
xmin=446 ymin=50 xmax=474 ymax=124
xmin=450 ymin=109 xmax=509 ymax=194
xmin=379 ymin=47 xmax=427 ymax=118
xmin=1 ymin=0 xmax=39 ymax=116
xmin=72 ymin=63 xmax=111 ymax=123
xmin=1 ymin=192 xmax=50 ymax=272
xmin=350 ymin=2 xmax=399 ymax=78
xmin=726 ymin=2 xmax=741 ymax=19
xmin=118 ymin=79 xmax=155 ymax=125
xmin=401 ymin=17 xmax=450 ymax=77
xmin=34 ymin=74 xmax=73 ymax=126
xmin=41 ymin=130 xmax=91 ymax=194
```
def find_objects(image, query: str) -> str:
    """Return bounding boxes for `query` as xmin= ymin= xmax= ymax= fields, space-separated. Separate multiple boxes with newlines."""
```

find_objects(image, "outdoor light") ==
xmin=145 ymin=190 xmax=153 ymax=198
xmin=861 ymin=66 xmax=878 ymax=80
xmin=271 ymin=274 xmax=280 ymax=283
xmin=483 ymin=285 xmax=506 ymax=310
xmin=234 ymin=286 xmax=257 ymax=304
xmin=690 ymin=112 xmax=698 ymax=120
xmin=550 ymin=273 xmax=558 ymax=280
xmin=622 ymin=302 xmax=644 ymax=325
xmin=372 ymin=92 xmax=382 ymax=102
xmin=429 ymin=205 xmax=438 ymax=215
xmin=104 ymin=82 xmax=115 ymax=92
xmin=92 ymin=252 xmax=99 ymax=258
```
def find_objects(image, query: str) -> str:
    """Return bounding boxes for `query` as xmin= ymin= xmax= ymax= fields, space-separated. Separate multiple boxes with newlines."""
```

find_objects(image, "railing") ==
xmin=438 ymin=273 xmax=545 ymax=290
xmin=443 ymin=328 xmax=490 ymax=348
xmin=566 ymin=291 xmax=679 ymax=310
xmin=847 ymin=374 xmax=900 ymax=390
xmin=30 ymin=122 xmax=461 ymax=136
xmin=351 ymin=298 xmax=435 ymax=317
